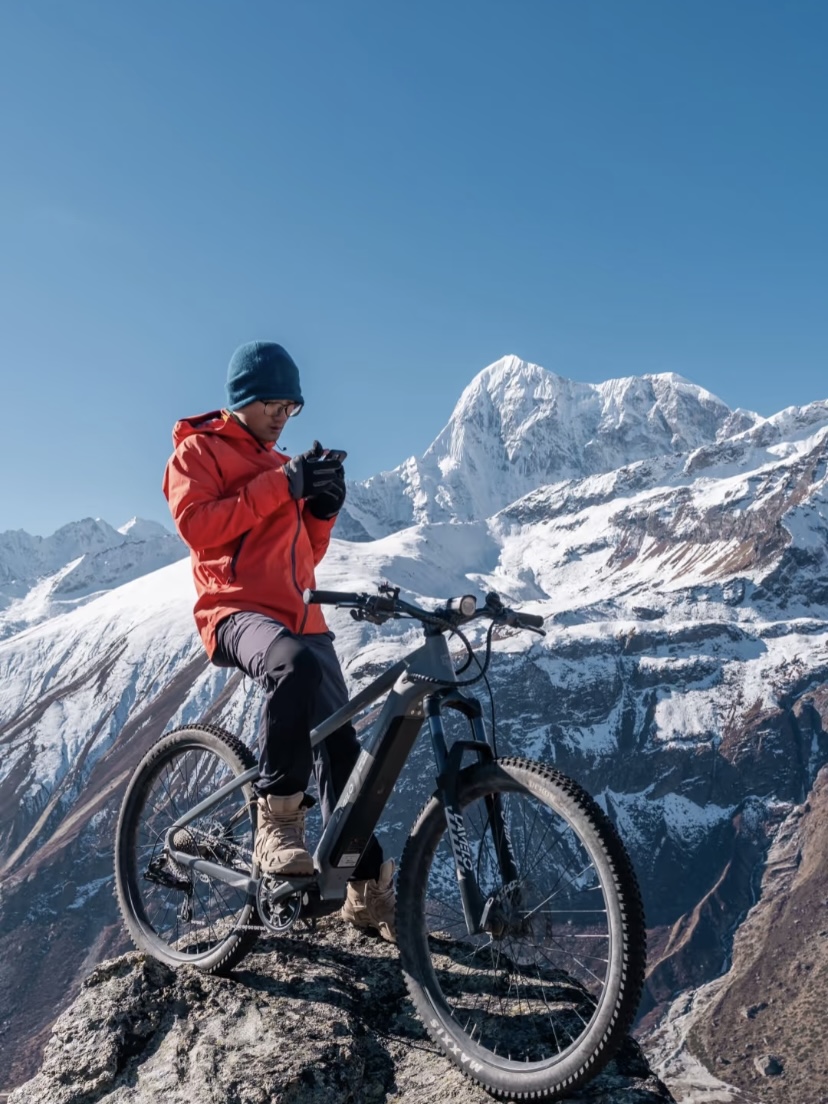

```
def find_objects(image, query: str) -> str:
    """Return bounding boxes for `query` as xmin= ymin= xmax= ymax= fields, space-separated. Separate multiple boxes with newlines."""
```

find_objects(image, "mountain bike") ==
xmin=115 ymin=586 xmax=646 ymax=1100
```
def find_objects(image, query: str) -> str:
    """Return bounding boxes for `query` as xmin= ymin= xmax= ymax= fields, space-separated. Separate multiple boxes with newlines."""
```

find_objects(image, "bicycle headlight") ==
xmin=447 ymin=594 xmax=477 ymax=618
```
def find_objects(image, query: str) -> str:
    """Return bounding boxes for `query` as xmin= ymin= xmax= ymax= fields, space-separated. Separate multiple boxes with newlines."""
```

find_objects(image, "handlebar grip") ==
xmin=517 ymin=612 xmax=545 ymax=628
xmin=303 ymin=589 xmax=362 ymax=605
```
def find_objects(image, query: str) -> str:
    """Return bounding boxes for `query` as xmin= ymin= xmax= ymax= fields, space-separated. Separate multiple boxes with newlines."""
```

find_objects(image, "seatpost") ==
xmin=424 ymin=694 xmax=487 ymax=934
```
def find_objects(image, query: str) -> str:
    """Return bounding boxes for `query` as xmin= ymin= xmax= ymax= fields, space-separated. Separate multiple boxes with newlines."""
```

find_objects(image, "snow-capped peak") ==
xmin=0 ymin=515 xmax=184 ymax=640
xmin=339 ymin=356 xmax=762 ymax=540
xmin=117 ymin=517 xmax=174 ymax=540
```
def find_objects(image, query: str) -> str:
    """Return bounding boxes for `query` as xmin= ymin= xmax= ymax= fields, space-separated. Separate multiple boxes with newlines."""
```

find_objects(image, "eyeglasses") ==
xmin=261 ymin=400 xmax=303 ymax=418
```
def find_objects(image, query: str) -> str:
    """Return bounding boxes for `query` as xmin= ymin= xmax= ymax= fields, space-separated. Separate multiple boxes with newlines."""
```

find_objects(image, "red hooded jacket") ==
xmin=163 ymin=411 xmax=334 ymax=658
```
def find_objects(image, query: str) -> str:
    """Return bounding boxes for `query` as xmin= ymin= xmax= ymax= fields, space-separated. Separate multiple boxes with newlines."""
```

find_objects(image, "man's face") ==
xmin=233 ymin=399 xmax=301 ymax=445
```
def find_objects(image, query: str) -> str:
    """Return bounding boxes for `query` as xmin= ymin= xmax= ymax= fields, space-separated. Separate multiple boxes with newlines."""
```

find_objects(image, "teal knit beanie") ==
xmin=226 ymin=342 xmax=305 ymax=410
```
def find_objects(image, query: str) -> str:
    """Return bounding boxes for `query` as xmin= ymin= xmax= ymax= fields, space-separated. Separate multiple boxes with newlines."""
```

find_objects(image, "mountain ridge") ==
xmin=337 ymin=356 xmax=762 ymax=540
xmin=0 ymin=516 xmax=183 ymax=642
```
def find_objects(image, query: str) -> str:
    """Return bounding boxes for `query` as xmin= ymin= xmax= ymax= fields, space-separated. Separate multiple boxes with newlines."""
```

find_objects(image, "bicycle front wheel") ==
xmin=114 ymin=724 xmax=260 ymax=973
xmin=397 ymin=757 xmax=646 ymax=1100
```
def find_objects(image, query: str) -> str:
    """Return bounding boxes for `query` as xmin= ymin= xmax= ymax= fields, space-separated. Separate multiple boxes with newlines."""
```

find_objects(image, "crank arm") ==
xmin=259 ymin=874 xmax=318 ymax=904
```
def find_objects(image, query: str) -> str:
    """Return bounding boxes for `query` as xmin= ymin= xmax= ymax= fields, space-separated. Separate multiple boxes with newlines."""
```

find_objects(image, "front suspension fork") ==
xmin=424 ymin=693 xmax=519 ymax=935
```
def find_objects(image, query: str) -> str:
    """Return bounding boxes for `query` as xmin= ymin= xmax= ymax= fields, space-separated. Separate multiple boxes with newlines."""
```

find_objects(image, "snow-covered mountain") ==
xmin=1 ymin=356 xmax=827 ymax=1102
xmin=337 ymin=356 xmax=760 ymax=539
xmin=0 ymin=516 xmax=184 ymax=641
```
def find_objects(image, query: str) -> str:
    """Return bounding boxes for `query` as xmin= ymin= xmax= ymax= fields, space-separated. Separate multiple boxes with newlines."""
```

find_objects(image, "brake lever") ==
xmin=498 ymin=608 xmax=547 ymax=637
xmin=350 ymin=608 xmax=389 ymax=625
xmin=350 ymin=595 xmax=398 ymax=625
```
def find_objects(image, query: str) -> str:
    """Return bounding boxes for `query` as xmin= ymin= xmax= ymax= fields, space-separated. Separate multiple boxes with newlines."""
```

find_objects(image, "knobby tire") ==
xmin=396 ymin=757 xmax=646 ymax=1100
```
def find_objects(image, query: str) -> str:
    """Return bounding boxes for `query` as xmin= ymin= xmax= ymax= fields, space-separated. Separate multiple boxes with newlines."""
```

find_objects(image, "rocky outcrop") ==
xmin=10 ymin=922 xmax=674 ymax=1104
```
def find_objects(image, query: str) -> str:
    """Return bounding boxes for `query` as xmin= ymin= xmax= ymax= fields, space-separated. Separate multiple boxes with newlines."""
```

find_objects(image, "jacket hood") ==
xmin=171 ymin=410 xmax=288 ymax=457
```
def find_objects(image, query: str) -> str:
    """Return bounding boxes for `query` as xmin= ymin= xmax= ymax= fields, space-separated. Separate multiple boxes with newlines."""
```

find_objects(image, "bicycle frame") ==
xmin=165 ymin=630 xmax=507 ymax=933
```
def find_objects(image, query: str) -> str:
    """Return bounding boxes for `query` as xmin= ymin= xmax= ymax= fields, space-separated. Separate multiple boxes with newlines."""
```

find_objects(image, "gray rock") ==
xmin=753 ymin=1053 xmax=785 ymax=1077
xmin=740 ymin=1001 xmax=769 ymax=1020
xmin=9 ymin=921 xmax=674 ymax=1104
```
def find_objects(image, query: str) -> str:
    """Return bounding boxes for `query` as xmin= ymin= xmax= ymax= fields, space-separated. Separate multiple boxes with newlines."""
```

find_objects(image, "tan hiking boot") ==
xmin=341 ymin=858 xmax=397 ymax=943
xmin=254 ymin=792 xmax=314 ymax=876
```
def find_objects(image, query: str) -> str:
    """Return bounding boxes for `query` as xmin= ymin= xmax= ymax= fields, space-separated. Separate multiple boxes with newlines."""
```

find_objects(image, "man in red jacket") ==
xmin=163 ymin=341 xmax=395 ymax=942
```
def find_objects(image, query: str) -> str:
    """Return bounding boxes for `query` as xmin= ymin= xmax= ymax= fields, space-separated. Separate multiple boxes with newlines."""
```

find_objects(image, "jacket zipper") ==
xmin=290 ymin=500 xmax=309 ymax=634
xmin=228 ymin=532 xmax=248 ymax=583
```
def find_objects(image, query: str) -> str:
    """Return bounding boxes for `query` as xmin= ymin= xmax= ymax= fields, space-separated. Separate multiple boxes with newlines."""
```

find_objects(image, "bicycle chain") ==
xmin=232 ymin=919 xmax=318 ymax=936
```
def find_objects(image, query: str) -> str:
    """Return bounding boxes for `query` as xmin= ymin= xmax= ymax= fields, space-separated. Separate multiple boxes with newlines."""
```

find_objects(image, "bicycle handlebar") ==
xmin=304 ymin=589 xmax=363 ymax=606
xmin=303 ymin=587 xmax=545 ymax=635
xmin=512 ymin=611 xmax=544 ymax=629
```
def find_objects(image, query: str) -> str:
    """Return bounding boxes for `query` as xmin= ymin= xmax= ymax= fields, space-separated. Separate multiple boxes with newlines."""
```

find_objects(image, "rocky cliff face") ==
xmin=8 ymin=923 xmax=675 ymax=1104
xmin=645 ymin=765 xmax=828 ymax=1104
xmin=2 ymin=357 xmax=828 ymax=1101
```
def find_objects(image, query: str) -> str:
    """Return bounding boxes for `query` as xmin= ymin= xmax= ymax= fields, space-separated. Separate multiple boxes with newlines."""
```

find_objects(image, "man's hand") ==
xmin=283 ymin=441 xmax=344 ymax=500
xmin=307 ymin=470 xmax=347 ymax=520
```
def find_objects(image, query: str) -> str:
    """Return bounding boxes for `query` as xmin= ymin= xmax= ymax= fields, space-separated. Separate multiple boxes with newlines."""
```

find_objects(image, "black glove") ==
xmin=307 ymin=470 xmax=347 ymax=520
xmin=283 ymin=441 xmax=344 ymax=500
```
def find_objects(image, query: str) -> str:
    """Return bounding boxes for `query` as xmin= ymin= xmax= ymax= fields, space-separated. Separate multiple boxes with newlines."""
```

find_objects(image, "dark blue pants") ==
xmin=215 ymin=610 xmax=382 ymax=879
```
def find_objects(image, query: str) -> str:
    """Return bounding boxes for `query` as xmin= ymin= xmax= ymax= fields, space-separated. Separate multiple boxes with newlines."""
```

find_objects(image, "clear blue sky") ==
xmin=1 ymin=0 xmax=826 ymax=535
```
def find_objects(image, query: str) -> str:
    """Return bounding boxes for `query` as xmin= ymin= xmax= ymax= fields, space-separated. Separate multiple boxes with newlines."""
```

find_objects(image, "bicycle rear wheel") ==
xmin=114 ymin=724 xmax=260 ymax=973
xmin=397 ymin=757 xmax=646 ymax=1100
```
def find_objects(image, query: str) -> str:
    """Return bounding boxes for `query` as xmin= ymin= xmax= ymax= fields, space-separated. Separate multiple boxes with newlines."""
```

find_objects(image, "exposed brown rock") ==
xmin=675 ymin=767 xmax=828 ymax=1104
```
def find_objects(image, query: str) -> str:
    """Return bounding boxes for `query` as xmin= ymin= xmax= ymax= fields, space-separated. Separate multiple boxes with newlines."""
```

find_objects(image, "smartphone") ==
xmin=322 ymin=449 xmax=348 ymax=463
